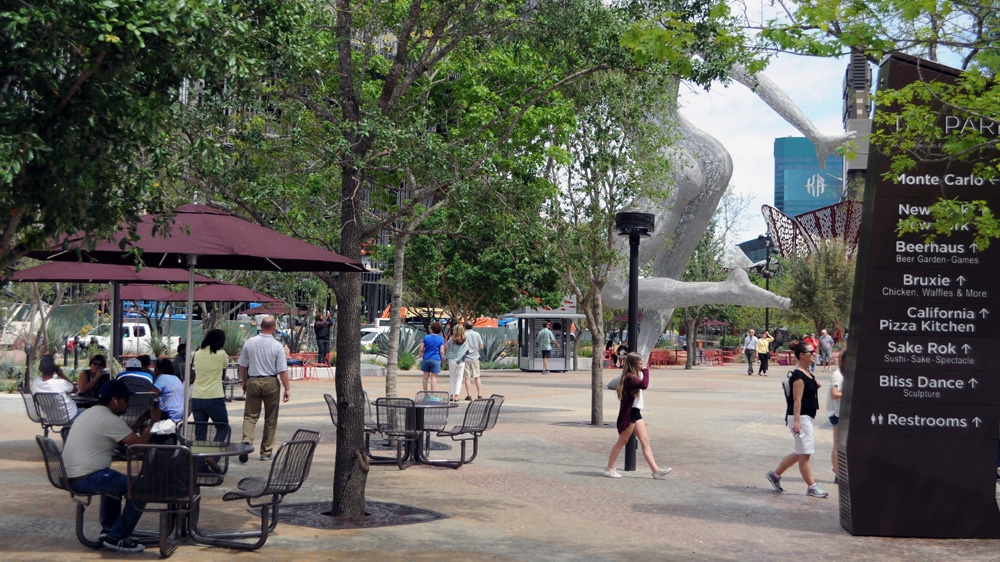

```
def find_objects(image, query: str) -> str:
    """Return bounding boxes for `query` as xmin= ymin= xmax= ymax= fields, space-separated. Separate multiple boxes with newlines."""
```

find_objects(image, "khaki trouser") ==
xmin=242 ymin=376 xmax=281 ymax=458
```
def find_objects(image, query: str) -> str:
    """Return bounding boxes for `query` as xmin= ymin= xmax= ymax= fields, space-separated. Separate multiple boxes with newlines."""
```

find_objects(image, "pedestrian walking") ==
xmin=445 ymin=323 xmax=469 ymax=402
xmin=536 ymin=321 xmax=559 ymax=374
xmin=756 ymin=330 xmax=774 ymax=376
xmin=765 ymin=341 xmax=828 ymax=498
xmin=604 ymin=352 xmax=672 ymax=479
xmin=743 ymin=329 xmax=758 ymax=375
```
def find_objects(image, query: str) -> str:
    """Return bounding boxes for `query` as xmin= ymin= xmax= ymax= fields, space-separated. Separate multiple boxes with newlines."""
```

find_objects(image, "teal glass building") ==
xmin=774 ymin=137 xmax=844 ymax=216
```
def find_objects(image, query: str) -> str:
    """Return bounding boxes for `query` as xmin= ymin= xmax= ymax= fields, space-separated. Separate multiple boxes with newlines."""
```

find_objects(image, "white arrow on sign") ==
xmin=980 ymin=308 xmax=990 ymax=318
xmin=974 ymin=417 xmax=983 ymax=427
xmin=962 ymin=343 xmax=973 ymax=353
xmin=971 ymin=243 xmax=980 ymax=253
xmin=957 ymin=276 xmax=967 ymax=286
xmin=969 ymin=378 xmax=979 ymax=388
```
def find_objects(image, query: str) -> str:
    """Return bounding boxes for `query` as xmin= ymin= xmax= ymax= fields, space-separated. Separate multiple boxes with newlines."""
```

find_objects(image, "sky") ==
xmin=680 ymin=53 xmax=850 ymax=245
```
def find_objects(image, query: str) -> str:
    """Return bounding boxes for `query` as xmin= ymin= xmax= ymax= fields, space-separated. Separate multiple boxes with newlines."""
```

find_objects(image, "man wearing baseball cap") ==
xmin=117 ymin=357 xmax=154 ymax=394
xmin=61 ymin=380 xmax=161 ymax=553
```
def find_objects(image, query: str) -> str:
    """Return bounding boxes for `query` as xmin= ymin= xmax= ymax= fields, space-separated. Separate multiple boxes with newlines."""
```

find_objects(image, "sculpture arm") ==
xmin=731 ymin=64 xmax=854 ymax=168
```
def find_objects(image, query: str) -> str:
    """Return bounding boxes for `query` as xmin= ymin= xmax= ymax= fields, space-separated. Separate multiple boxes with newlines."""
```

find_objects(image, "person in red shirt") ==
xmin=603 ymin=352 xmax=672 ymax=480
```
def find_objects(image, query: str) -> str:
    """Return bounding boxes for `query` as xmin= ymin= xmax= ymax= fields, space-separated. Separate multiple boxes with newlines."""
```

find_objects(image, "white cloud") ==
xmin=680 ymin=54 xmax=849 ymax=240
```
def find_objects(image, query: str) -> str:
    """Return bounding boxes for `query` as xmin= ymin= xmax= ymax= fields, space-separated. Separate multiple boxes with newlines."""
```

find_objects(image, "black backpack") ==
xmin=781 ymin=371 xmax=795 ymax=423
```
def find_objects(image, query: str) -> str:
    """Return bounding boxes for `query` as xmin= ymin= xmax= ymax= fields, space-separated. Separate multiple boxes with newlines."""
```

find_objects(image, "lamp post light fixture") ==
xmin=757 ymin=233 xmax=775 ymax=333
xmin=615 ymin=211 xmax=654 ymax=471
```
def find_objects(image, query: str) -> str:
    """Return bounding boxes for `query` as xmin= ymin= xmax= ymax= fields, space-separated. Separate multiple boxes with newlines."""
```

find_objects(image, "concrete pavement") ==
xmin=2 ymin=363 xmax=999 ymax=561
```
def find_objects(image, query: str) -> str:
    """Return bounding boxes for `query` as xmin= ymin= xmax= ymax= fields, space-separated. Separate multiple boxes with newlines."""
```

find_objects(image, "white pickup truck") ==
xmin=80 ymin=323 xmax=181 ymax=355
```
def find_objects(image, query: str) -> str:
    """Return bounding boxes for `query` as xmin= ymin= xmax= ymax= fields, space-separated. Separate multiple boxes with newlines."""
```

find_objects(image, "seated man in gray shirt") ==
xmin=61 ymin=380 xmax=161 ymax=553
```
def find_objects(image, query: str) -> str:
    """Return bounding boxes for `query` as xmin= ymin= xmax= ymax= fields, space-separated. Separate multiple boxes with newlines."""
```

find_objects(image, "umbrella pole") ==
xmin=182 ymin=255 xmax=196 ymax=436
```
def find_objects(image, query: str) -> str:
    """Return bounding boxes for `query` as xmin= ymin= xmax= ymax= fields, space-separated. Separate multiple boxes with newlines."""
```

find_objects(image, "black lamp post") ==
xmin=757 ymin=233 xmax=774 ymax=333
xmin=616 ymin=211 xmax=654 ymax=471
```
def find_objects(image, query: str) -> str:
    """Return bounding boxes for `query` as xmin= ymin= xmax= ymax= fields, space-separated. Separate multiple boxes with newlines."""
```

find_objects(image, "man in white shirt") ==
xmin=238 ymin=316 xmax=290 ymax=462
xmin=462 ymin=320 xmax=486 ymax=400
xmin=31 ymin=354 xmax=79 ymax=421
xmin=743 ymin=330 xmax=758 ymax=375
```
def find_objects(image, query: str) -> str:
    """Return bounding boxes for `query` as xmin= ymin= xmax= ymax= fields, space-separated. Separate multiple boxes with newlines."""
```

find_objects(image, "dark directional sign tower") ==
xmin=840 ymin=54 xmax=1000 ymax=537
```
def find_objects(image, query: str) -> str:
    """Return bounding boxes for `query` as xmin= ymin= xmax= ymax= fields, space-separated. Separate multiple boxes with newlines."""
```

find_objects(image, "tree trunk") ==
xmin=331 ymin=165 xmax=370 ymax=518
xmin=685 ymin=314 xmax=699 ymax=370
xmin=582 ymin=294 xmax=604 ymax=426
xmin=384 ymin=231 xmax=412 ymax=400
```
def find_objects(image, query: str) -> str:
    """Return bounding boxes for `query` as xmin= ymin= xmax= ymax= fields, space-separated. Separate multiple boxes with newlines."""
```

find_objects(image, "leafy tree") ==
xmin=545 ymin=67 xmax=674 ymax=425
xmin=399 ymin=191 xmax=563 ymax=322
xmin=0 ymin=0 xmax=288 ymax=271
xmin=781 ymin=239 xmax=855 ymax=337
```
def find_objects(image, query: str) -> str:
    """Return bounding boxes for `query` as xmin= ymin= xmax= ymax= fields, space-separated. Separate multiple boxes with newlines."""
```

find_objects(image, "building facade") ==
xmin=773 ymin=136 xmax=844 ymax=217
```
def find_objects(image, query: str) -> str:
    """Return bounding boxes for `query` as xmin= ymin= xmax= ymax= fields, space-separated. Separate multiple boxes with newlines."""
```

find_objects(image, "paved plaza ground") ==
xmin=2 ymin=362 xmax=999 ymax=561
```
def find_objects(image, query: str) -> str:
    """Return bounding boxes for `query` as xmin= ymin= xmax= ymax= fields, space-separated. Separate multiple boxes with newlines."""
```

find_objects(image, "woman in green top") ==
xmin=191 ymin=329 xmax=230 ymax=443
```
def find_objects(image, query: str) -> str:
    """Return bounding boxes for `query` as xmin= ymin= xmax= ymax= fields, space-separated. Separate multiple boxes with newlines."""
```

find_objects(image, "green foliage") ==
xmin=780 ymin=240 xmax=855 ymax=337
xmin=222 ymin=324 xmax=250 ymax=358
xmin=897 ymin=199 xmax=1000 ymax=251
xmin=398 ymin=351 xmax=416 ymax=371
xmin=0 ymin=0 xmax=304 ymax=269
xmin=373 ymin=326 xmax=426 ymax=359
xmin=479 ymin=330 xmax=511 ymax=363
xmin=621 ymin=0 xmax=766 ymax=82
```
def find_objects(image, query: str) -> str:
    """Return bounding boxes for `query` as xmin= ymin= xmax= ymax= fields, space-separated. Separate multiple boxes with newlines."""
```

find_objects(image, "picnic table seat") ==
xmin=126 ymin=443 xmax=199 ymax=557
xmin=189 ymin=430 xmax=319 ymax=551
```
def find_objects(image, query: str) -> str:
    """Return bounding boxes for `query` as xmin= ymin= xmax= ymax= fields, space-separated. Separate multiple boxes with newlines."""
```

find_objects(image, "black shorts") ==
xmin=541 ymin=350 xmax=551 ymax=358
xmin=829 ymin=414 xmax=839 ymax=426
xmin=630 ymin=407 xmax=643 ymax=424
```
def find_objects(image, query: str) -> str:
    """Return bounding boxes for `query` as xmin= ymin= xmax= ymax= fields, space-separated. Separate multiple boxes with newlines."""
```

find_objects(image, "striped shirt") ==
xmin=238 ymin=333 xmax=286 ymax=377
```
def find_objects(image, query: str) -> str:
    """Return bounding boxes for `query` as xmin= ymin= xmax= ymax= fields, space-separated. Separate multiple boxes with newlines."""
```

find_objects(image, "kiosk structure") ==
xmin=515 ymin=313 xmax=583 ymax=372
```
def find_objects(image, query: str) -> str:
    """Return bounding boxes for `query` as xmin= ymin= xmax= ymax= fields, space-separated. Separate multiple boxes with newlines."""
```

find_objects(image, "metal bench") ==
xmin=189 ymin=430 xmax=319 ymax=551
xmin=126 ymin=443 xmax=199 ymax=557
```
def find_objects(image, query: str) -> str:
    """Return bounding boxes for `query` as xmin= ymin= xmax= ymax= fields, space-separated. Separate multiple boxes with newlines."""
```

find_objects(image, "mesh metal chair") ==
xmin=121 ymin=392 xmax=156 ymax=428
xmin=427 ymin=397 xmax=494 ymax=468
xmin=21 ymin=385 xmax=43 ymax=425
xmin=33 ymin=392 xmax=75 ymax=440
xmin=466 ymin=394 xmax=504 ymax=463
xmin=362 ymin=391 xmax=402 ymax=465
xmin=223 ymin=364 xmax=243 ymax=402
xmin=35 ymin=435 xmax=105 ymax=548
xmin=375 ymin=397 xmax=419 ymax=470
xmin=180 ymin=421 xmax=232 ymax=487
xmin=126 ymin=444 xmax=199 ymax=557
xmin=324 ymin=393 xmax=338 ymax=428
xmin=189 ymin=432 xmax=319 ymax=551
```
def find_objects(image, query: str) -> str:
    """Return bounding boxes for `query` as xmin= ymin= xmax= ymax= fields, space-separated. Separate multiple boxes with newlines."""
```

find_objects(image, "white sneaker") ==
xmin=603 ymin=469 xmax=622 ymax=478
xmin=652 ymin=467 xmax=673 ymax=479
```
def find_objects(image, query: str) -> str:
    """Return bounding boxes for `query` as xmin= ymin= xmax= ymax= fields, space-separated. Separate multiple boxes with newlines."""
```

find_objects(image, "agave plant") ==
xmin=147 ymin=332 xmax=171 ymax=358
xmin=373 ymin=325 xmax=426 ymax=358
xmin=222 ymin=324 xmax=250 ymax=358
xmin=479 ymin=329 xmax=510 ymax=363
xmin=44 ymin=319 xmax=77 ymax=355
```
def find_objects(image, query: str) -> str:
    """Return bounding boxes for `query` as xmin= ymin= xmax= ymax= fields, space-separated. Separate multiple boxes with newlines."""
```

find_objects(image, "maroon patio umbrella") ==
xmin=246 ymin=302 xmax=307 ymax=316
xmin=34 ymin=204 xmax=366 ymax=272
xmin=165 ymin=282 xmax=281 ymax=303
xmin=85 ymin=285 xmax=180 ymax=302
xmin=6 ymin=262 xmax=218 ymax=284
